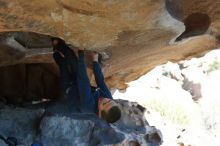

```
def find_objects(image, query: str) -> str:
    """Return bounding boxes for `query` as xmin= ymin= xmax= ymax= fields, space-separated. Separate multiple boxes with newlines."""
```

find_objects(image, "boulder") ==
xmin=0 ymin=139 xmax=7 ymax=146
xmin=40 ymin=114 xmax=124 ymax=146
xmin=0 ymin=107 xmax=44 ymax=145
xmin=0 ymin=99 xmax=162 ymax=146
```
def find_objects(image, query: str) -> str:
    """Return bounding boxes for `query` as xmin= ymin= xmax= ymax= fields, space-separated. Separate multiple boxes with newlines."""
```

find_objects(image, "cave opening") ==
xmin=0 ymin=63 xmax=62 ymax=106
xmin=0 ymin=31 xmax=63 ymax=106
xmin=165 ymin=1 xmax=211 ymax=42
xmin=175 ymin=13 xmax=211 ymax=41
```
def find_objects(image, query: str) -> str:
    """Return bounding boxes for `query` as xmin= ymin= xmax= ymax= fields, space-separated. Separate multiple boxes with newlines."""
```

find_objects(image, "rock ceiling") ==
xmin=0 ymin=0 xmax=220 ymax=89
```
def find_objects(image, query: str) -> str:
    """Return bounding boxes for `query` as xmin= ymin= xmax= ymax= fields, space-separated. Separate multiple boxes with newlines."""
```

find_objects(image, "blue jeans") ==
xmin=54 ymin=51 xmax=80 ymax=112
xmin=56 ymin=51 xmax=112 ymax=113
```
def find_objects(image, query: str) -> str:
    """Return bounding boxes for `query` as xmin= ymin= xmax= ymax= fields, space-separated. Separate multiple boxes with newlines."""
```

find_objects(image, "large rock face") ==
xmin=0 ymin=100 xmax=162 ymax=146
xmin=0 ymin=0 xmax=219 ymax=101
xmin=0 ymin=0 xmax=181 ymax=48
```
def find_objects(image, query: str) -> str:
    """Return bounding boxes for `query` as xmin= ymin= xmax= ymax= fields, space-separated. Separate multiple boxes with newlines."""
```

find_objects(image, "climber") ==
xmin=51 ymin=37 xmax=121 ymax=123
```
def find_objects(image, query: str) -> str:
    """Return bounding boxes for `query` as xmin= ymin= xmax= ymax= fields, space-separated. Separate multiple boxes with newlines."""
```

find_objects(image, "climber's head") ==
xmin=51 ymin=37 xmax=66 ymax=50
xmin=98 ymin=98 xmax=121 ymax=123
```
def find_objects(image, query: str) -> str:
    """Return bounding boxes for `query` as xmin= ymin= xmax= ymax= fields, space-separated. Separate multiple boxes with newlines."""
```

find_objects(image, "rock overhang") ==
xmin=0 ymin=0 xmax=219 ymax=99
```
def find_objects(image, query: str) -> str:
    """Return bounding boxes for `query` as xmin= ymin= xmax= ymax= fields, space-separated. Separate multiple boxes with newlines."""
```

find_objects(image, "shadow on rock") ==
xmin=0 ymin=99 xmax=162 ymax=146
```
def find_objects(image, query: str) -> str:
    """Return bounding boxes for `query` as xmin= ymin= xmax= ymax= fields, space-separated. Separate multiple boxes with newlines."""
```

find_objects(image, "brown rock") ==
xmin=177 ymin=142 xmax=184 ymax=146
xmin=128 ymin=140 xmax=140 ymax=146
xmin=144 ymin=130 xmax=162 ymax=145
xmin=0 ymin=0 xmax=219 ymax=100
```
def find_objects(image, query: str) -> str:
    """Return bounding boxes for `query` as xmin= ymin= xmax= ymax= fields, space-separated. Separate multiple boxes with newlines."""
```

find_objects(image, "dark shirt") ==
xmin=78 ymin=53 xmax=112 ymax=113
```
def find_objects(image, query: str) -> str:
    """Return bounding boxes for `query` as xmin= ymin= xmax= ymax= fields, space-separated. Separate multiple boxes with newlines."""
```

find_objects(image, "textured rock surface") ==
xmin=0 ymin=0 xmax=219 ymax=94
xmin=0 ymin=140 xmax=7 ymax=146
xmin=40 ymin=115 xmax=124 ymax=146
xmin=0 ymin=107 xmax=44 ymax=145
xmin=0 ymin=99 xmax=162 ymax=146
xmin=0 ymin=0 xmax=181 ymax=48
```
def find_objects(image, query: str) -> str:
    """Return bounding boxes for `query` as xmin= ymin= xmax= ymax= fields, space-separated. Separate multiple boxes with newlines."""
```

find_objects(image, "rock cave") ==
xmin=0 ymin=0 xmax=220 ymax=146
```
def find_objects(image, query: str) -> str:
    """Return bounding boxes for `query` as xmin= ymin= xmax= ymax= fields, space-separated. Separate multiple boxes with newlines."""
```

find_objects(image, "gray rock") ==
xmin=40 ymin=113 xmax=124 ymax=146
xmin=0 ymin=106 xmax=44 ymax=145
xmin=114 ymin=99 xmax=163 ymax=146
xmin=0 ymin=139 xmax=7 ymax=146
xmin=181 ymin=67 xmax=205 ymax=101
xmin=144 ymin=126 xmax=163 ymax=145
xmin=115 ymin=99 xmax=148 ymax=133
xmin=0 ymin=99 xmax=162 ymax=146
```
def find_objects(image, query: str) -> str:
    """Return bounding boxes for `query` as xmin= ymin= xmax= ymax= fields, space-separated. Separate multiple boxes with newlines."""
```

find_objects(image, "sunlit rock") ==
xmin=0 ymin=0 xmax=219 ymax=94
